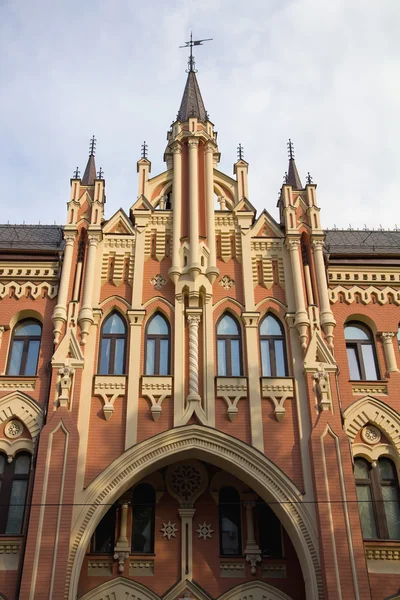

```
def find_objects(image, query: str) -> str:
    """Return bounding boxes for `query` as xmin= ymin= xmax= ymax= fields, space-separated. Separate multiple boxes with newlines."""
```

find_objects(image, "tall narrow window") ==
xmin=217 ymin=314 xmax=242 ymax=377
xmin=132 ymin=484 xmax=155 ymax=553
xmin=219 ymin=487 xmax=242 ymax=556
xmin=99 ymin=312 xmax=126 ymax=375
xmin=355 ymin=456 xmax=400 ymax=540
xmin=0 ymin=452 xmax=31 ymax=534
xmin=260 ymin=314 xmax=288 ymax=377
xmin=7 ymin=320 xmax=42 ymax=376
xmin=345 ymin=322 xmax=379 ymax=381
xmin=145 ymin=313 xmax=170 ymax=376
xmin=91 ymin=505 xmax=117 ymax=553
xmin=257 ymin=501 xmax=283 ymax=558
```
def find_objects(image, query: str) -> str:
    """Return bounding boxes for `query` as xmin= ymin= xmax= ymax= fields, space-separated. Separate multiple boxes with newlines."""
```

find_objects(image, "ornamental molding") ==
xmin=196 ymin=522 xmax=214 ymax=540
xmin=216 ymin=377 xmax=248 ymax=422
xmin=77 ymin=577 xmax=161 ymax=600
xmin=161 ymin=521 xmax=178 ymax=540
xmin=361 ymin=425 xmax=382 ymax=445
xmin=328 ymin=268 xmax=400 ymax=286
xmin=93 ymin=375 xmax=127 ymax=421
xmin=344 ymin=396 xmax=400 ymax=455
xmin=4 ymin=419 xmax=23 ymax=439
xmin=219 ymin=581 xmax=294 ymax=600
xmin=0 ymin=261 xmax=59 ymax=281
xmin=0 ymin=281 xmax=58 ymax=299
xmin=218 ymin=275 xmax=235 ymax=290
xmin=0 ymin=391 xmax=43 ymax=441
xmin=0 ymin=377 xmax=36 ymax=391
xmin=68 ymin=426 xmax=322 ymax=600
xmin=141 ymin=376 xmax=172 ymax=421
xmin=351 ymin=383 xmax=388 ymax=396
xmin=329 ymin=285 xmax=400 ymax=306
xmin=0 ymin=540 xmax=21 ymax=554
xmin=261 ymin=377 xmax=294 ymax=422
xmin=150 ymin=274 xmax=167 ymax=290
xmin=166 ymin=460 xmax=208 ymax=507
xmin=365 ymin=546 xmax=400 ymax=561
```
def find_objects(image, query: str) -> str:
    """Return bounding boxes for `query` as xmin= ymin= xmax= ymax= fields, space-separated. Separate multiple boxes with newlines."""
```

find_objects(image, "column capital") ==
xmin=188 ymin=138 xmax=200 ymax=150
xmin=287 ymin=238 xmax=300 ymax=251
xmin=127 ymin=309 xmax=146 ymax=326
xmin=241 ymin=312 xmax=260 ymax=328
xmin=88 ymin=234 xmax=100 ymax=247
xmin=187 ymin=314 xmax=201 ymax=327
xmin=172 ymin=141 xmax=182 ymax=155
xmin=380 ymin=331 xmax=396 ymax=343
xmin=204 ymin=141 xmax=215 ymax=155
xmin=311 ymin=239 xmax=325 ymax=251
xmin=64 ymin=234 xmax=76 ymax=246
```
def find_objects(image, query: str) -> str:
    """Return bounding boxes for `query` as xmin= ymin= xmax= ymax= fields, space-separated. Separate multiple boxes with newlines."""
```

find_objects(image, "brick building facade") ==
xmin=0 ymin=59 xmax=399 ymax=600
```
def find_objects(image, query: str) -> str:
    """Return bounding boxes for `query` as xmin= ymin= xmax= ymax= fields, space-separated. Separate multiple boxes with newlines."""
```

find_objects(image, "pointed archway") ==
xmin=68 ymin=425 xmax=322 ymax=599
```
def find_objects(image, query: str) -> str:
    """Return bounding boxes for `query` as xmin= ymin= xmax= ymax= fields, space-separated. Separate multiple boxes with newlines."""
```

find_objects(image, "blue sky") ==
xmin=1 ymin=0 xmax=399 ymax=229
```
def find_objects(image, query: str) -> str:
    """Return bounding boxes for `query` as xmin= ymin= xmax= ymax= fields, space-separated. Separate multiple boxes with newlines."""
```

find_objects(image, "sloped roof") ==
xmin=324 ymin=229 xmax=400 ymax=255
xmin=287 ymin=158 xmax=303 ymax=190
xmin=177 ymin=71 xmax=207 ymax=122
xmin=81 ymin=154 xmax=96 ymax=186
xmin=0 ymin=225 xmax=64 ymax=251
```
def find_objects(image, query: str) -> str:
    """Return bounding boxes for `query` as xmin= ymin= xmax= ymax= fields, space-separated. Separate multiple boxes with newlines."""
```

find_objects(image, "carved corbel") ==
xmin=261 ymin=378 xmax=294 ymax=421
xmin=141 ymin=376 xmax=172 ymax=421
xmin=56 ymin=366 xmax=75 ymax=409
xmin=312 ymin=366 xmax=332 ymax=411
xmin=93 ymin=376 xmax=126 ymax=420
xmin=216 ymin=377 xmax=247 ymax=421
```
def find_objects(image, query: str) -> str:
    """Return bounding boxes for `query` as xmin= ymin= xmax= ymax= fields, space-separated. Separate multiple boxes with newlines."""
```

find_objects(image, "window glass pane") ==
xmin=347 ymin=346 xmax=361 ymax=380
xmin=113 ymin=338 xmax=125 ymax=375
xmin=217 ymin=314 xmax=239 ymax=335
xmin=230 ymin=340 xmax=241 ymax=376
xmin=356 ymin=484 xmax=377 ymax=539
xmin=378 ymin=458 xmax=396 ymax=481
xmin=345 ymin=325 xmax=369 ymax=341
xmin=146 ymin=339 xmax=155 ymax=375
xmin=8 ymin=340 xmax=24 ymax=375
xmin=148 ymin=314 xmax=168 ymax=335
xmin=274 ymin=340 xmax=286 ymax=376
xmin=217 ymin=340 xmax=227 ymax=376
xmin=5 ymin=480 xmax=28 ymax=534
xmin=362 ymin=344 xmax=378 ymax=380
xmin=132 ymin=506 xmax=153 ymax=553
xmin=382 ymin=486 xmax=400 ymax=540
xmin=354 ymin=458 xmax=370 ymax=480
xmin=14 ymin=454 xmax=30 ymax=475
xmin=0 ymin=454 xmax=5 ymax=474
xmin=103 ymin=313 xmax=125 ymax=334
xmin=93 ymin=506 xmax=116 ymax=553
xmin=15 ymin=320 xmax=41 ymax=337
xmin=257 ymin=502 xmax=282 ymax=558
xmin=99 ymin=338 xmax=111 ymax=374
xmin=25 ymin=340 xmax=40 ymax=375
xmin=219 ymin=488 xmax=241 ymax=556
xmin=260 ymin=315 xmax=282 ymax=336
xmin=261 ymin=340 xmax=271 ymax=376
xmin=159 ymin=339 xmax=169 ymax=375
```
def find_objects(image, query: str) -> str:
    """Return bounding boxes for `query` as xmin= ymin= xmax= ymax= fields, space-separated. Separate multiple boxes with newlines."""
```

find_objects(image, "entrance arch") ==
xmin=68 ymin=425 xmax=322 ymax=599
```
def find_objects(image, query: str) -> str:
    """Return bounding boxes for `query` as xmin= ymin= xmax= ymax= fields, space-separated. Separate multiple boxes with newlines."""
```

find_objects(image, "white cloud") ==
xmin=0 ymin=0 xmax=399 ymax=229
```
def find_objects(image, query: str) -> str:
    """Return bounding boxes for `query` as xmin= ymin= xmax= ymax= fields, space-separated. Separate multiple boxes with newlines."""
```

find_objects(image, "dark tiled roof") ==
xmin=0 ymin=225 xmax=64 ymax=251
xmin=177 ymin=71 xmax=207 ymax=122
xmin=287 ymin=158 xmax=302 ymax=190
xmin=324 ymin=230 xmax=400 ymax=255
xmin=81 ymin=154 xmax=96 ymax=186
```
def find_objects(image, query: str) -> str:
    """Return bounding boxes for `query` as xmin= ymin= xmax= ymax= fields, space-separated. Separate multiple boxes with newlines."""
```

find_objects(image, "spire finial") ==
xmin=97 ymin=167 xmax=104 ymax=179
xmin=73 ymin=167 xmax=80 ymax=179
xmin=180 ymin=32 xmax=213 ymax=73
xmin=287 ymin=139 xmax=294 ymax=160
xmin=89 ymin=135 xmax=96 ymax=157
xmin=141 ymin=141 xmax=148 ymax=159
xmin=237 ymin=143 xmax=244 ymax=160
xmin=306 ymin=172 xmax=313 ymax=185
xmin=284 ymin=172 xmax=288 ymax=184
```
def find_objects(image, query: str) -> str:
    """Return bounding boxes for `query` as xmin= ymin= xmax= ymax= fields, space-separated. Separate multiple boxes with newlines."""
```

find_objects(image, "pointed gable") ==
xmin=103 ymin=209 xmax=135 ymax=235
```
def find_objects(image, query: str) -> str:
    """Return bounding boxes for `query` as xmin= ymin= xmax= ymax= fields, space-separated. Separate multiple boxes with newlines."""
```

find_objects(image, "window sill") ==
xmin=350 ymin=381 xmax=388 ymax=395
xmin=364 ymin=540 xmax=400 ymax=564
xmin=0 ymin=376 xmax=37 ymax=391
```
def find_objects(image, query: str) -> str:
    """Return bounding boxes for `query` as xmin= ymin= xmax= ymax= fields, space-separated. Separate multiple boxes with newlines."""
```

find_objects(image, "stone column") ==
xmin=125 ymin=309 xmax=146 ymax=449
xmin=188 ymin=138 xmax=200 ymax=275
xmin=186 ymin=311 xmax=202 ymax=404
xmin=169 ymin=143 xmax=182 ymax=283
xmin=380 ymin=332 xmax=399 ymax=373
xmin=312 ymin=239 xmax=336 ymax=350
xmin=179 ymin=507 xmax=196 ymax=580
xmin=242 ymin=313 xmax=263 ymax=452
xmin=114 ymin=500 xmax=130 ymax=573
xmin=205 ymin=142 xmax=218 ymax=282
xmin=52 ymin=234 xmax=76 ymax=343
xmin=78 ymin=234 xmax=99 ymax=344
xmin=287 ymin=239 xmax=309 ymax=350
xmin=244 ymin=501 xmax=261 ymax=574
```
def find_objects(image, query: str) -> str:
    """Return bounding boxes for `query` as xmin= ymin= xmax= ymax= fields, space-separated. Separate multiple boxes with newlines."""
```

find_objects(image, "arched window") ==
xmin=259 ymin=314 xmax=288 ymax=377
xmin=344 ymin=322 xmax=379 ymax=381
xmin=217 ymin=314 xmax=242 ymax=377
xmin=99 ymin=312 xmax=126 ymax=375
xmin=145 ymin=313 xmax=170 ymax=376
xmin=256 ymin=501 xmax=283 ymax=557
xmin=219 ymin=486 xmax=242 ymax=556
xmin=132 ymin=483 xmax=155 ymax=553
xmin=7 ymin=319 xmax=42 ymax=376
xmin=91 ymin=504 xmax=117 ymax=553
xmin=0 ymin=452 xmax=31 ymax=534
xmin=355 ymin=457 xmax=400 ymax=540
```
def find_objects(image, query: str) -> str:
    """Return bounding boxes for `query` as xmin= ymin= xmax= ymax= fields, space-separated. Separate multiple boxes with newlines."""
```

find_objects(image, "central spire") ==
xmin=177 ymin=33 xmax=212 ymax=123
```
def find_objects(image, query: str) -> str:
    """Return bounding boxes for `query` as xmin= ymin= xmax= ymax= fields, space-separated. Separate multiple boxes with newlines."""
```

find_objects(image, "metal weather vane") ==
xmin=180 ymin=32 xmax=213 ymax=73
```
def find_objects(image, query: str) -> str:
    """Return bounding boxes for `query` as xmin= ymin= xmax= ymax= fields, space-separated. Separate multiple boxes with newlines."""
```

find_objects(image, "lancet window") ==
xmin=98 ymin=312 xmax=127 ymax=375
xmin=145 ymin=313 xmax=170 ymax=376
xmin=259 ymin=314 xmax=288 ymax=377
xmin=217 ymin=314 xmax=242 ymax=377
xmin=7 ymin=319 xmax=42 ymax=376
xmin=0 ymin=452 xmax=31 ymax=535
xmin=344 ymin=322 xmax=379 ymax=381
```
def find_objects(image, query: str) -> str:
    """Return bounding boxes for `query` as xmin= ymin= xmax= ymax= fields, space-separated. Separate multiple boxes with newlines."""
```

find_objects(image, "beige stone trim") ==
xmin=352 ymin=442 xmax=397 ymax=465
xmin=329 ymin=285 xmax=400 ymax=305
xmin=52 ymin=234 xmax=76 ymax=343
xmin=219 ymin=581 xmax=294 ymax=600
xmin=242 ymin=314 xmax=264 ymax=452
xmin=344 ymin=396 xmax=400 ymax=455
xmin=68 ymin=426 xmax=322 ymax=600
xmin=78 ymin=577 xmax=160 ymax=600
xmin=0 ymin=377 xmax=36 ymax=391
xmin=220 ymin=561 xmax=245 ymax=577
xmin=78 ymin=234 xmax=100 ymax=344
xmin=351 ymin=383 xmax=388 ymax=395
xmin=141 ymin=376 xmax=172 ymax=421
xmin=216 ymin=377 xmax=247 ymax=421
xmin=93 ymin=375 xmax=126 ymax=421
xmin=261 ymin=377 xmax=294 ymax=421
xmin=188 ymin=138 xmax=200 ymax=274
xmin=125 ymin=310 xmax=146 ymax=449
xmin=0 ymin=437 xmax=34 ymax=462
xmin=287 ymin=239 xmax=309 ymax=350
xmin=0 ymin=281 xmax=58 ymax=300
xmin=380 ymin=332 xmax=399 ymax=373
xmin=0 ymin=539 xmax=21 ymax=571
xmin=205 ymin=143 xmax=218 ymax=282
xmin=311 ymin=239 xmax=336 ymax=349
xmin=0 ymin=391 xmax=42 ymax=441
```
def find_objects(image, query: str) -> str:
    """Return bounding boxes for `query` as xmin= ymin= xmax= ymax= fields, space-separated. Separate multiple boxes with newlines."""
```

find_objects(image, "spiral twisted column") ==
xmin=186 ymin=312 xmax=201 ymax=403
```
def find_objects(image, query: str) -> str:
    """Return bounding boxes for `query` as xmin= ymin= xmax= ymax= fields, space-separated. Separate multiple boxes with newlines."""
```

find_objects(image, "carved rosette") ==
xmin=166 ymin=460 xmax=208 ymax=507
xmin=361 ymin=425 xmax=382 ymax=445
